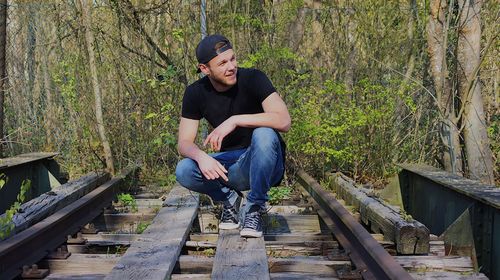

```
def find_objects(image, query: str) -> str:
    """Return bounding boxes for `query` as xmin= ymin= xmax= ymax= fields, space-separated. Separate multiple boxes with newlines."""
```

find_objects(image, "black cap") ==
xmin=196 ymin=34 xmax=232 ymax=72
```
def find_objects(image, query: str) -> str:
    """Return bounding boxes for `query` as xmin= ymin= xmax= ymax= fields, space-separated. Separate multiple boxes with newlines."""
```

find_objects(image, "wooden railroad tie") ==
xmin=327 ymin=172 xmax=430 ymax=254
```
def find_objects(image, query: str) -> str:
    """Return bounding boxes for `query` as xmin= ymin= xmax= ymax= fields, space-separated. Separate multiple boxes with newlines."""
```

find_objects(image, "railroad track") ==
xmin=0 ymin=169 xmax=487 ymax=279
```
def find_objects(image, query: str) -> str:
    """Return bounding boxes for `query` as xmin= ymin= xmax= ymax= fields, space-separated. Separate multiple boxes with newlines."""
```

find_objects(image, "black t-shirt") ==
xmin=182 ymin=68 xmax=276 ymax=151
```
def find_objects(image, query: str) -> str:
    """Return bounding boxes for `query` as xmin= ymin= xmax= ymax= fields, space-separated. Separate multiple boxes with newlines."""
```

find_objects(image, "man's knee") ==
xmin=175 ymin=158 xmax=198 ymax=187
xmin=251 ymin=127 xmax=279 ymax=152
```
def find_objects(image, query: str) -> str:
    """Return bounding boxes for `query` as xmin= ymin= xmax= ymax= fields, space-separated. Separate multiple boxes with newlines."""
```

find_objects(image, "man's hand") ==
xmin=197 ymin=153 xmax=229 ymax=181
xmin=203 ymin=116 xmax=237 ymax=151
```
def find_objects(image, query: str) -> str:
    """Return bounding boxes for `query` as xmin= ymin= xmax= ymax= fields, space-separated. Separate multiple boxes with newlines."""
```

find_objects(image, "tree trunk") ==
xmin=426 ymin=0 xmax=463 ymax=174
xmin=41 ymin=44 xmax=54 ymax=149
xmin=25 ymin=3 xmax=37 ymax=122
xmin=289 ymin=8 xmax=306 ymax=52
xmin=457 ymin=0 xmax=494 ymax=184
xmin=345 ymin=8 xmax=356 ymax=92
xmin=79 ymin=0 xmax=115 ymax=174
xmin=0 ymin=0 xmax=6 ymax=157
xmin=399 ymin=0 xmax=417 ymax=93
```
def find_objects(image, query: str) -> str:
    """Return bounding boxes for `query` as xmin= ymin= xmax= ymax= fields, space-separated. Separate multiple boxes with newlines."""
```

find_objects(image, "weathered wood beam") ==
xmin=42 ymin=253 xmax=119 ymax=275
xmin=170 ymin=273 xmax=342 ymax=280
xmin=198 ymin=211 xmax=322 ymax=234
xmin=394 ymin=255 xmax=475 ymax=272
xmin=328 ymin=172 xmax=429 ymax=254
xmin=189 ymin=233 xmax=334 ymax=243
xmin=176 ymin=255 xmax=348 ymax=275
xmin=211 ymin=229 xmax=270 ymax=279
xmin=104 ymin=185 xmax=199 ymax=280
xmin=91 ymin=212 xmax=155 ymax=233
xmin=0 ymin=168 xmax=137 ymax=280
xmin=1 ymin=171 xmax=110 ymax=239
xmin=409 ymin=271 xmax=488 ymax=279
xmin=46 ymin=273 xmax=107 ymax=280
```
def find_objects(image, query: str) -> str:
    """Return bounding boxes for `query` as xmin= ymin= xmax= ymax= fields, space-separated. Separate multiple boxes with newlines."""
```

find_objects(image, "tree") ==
xmin=426 ymin=0 xmax=463 ymax=174
xmin=0 ymin=0 xmax=6 ymax=157
xmin=457 ymin=0 xmax=494 ymax=184
xmin=427 ymin=0 xmax=495 ymax=184
xmin=79 ymin=0 xmax=115 ymax=174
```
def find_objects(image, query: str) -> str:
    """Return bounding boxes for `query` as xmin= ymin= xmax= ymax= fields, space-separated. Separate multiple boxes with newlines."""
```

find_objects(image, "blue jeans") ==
xmin=176 ymin=127 xmax=284 ymax=209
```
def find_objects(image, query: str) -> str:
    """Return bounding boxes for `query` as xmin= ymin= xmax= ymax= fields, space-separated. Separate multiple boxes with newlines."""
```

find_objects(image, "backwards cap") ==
xmin=196 ymin=34 xmax=232 ymax=72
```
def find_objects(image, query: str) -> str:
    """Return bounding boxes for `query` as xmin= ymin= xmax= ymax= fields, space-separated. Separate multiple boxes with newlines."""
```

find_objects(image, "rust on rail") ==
xmin=297 ymin=170 xmax=413 ymax=280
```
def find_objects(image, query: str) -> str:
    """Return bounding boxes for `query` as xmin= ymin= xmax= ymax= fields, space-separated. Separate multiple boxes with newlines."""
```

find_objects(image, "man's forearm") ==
xmin=231 ymin=112 xmax=291 ymax=132
xmin=178 ymin=140 xmax=207 ymax=162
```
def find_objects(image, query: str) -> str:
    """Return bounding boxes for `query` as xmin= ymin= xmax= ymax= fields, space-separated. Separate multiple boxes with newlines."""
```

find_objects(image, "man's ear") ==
xmin=199 ymin=64 xmax=210 ymax=76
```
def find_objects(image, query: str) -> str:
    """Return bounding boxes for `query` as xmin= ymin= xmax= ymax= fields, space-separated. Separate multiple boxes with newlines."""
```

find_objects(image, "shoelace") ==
xmin=243 ymin=211 xmax=262 ymax=229
xmin=221 ymin=205 xmax=238 ymax=222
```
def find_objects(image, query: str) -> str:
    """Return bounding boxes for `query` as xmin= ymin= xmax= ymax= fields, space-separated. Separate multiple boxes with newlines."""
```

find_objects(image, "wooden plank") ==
xmin=429 ymin=240 xmax=446 ymax=257
xmin=268 ymin=256 xmax=348 ymax=274
xmin=409 ymin=271 xmax=489 ymax=279
xmin=189 ymin=233 xmax=334 ymax=243
xmin=46 ymin=274 xmax=106 ymax=280
xmin=46 ymin=275 xmax=105 ymax=280
xmin=211 ymin=229 xmax=270 ymax=280
xmin=265 ymin=214 xmax=321 ymax=234
xmin=42 ymin=253 xmax=119 ymax=274
xmin=111 ymin=199 xmax=163 ymax=212
xmin=198 ymin=211 xmax=321 ymax=234
xmin=82 ymin=233 xmax=140 ymax=245
xmin=171 ymin=273 xmax=340 ymax=280
xmin=133 ymin=192 xmax=160 ymax=199
xmin=1 ymin=171 xmax=110 ymax=239
xmin=133 ymin=199 xmax=163 ymax=207
xmin=186 ymin=239 xmax=338 ymax=249
xmin=329 ymin=172 xmax=429 ymax=254
xmin=0 ymin=152 xmax=58 ymax=170
xmin=266 ymin=205 xmax=310 ymax=214
xmin=185 ymin=237 xmax=336 ymax=258
xmin=270 ymin=272 xmax=339 ymax=279
xmin=105 ymin=185 xmax=199 ymax=280
xmin=91 ymin=213 xmax=155 ymax=233
xmin=176 ymin=255 xmax=478 ymax=276
xmin=394 ymin=255 xmax=475 ymax=272
xmin=177 ymin=255 xmax=347 ymax=275
xmin=102 ymin=213 xmax=156 ymax=223
xmin=52 ymin=271 xmax=490 ymax=280
xmin=171 ymin=274 xmax=211 ymax=280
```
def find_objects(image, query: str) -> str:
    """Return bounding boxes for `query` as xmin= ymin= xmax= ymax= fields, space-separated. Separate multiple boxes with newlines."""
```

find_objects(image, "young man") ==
xmin=176 ymin=34 xmax=290 ymax=238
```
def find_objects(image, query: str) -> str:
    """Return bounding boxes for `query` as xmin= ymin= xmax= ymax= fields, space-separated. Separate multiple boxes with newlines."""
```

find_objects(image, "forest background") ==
xmin=1 ymin=0 xmax=498 ymax=187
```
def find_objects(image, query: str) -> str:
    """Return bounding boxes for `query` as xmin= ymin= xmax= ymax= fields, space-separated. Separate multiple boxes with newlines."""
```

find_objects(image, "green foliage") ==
xmin=488 ymin=115 xmax=500 ymax=183
xmin=116 ymin=193 xmax=138 ymax=213
xmin=52 ymin=58 xmax=79 ymax=109
xmin=399 ymin=209 xmax=414 ymax=222
xmin=4 ymin=0 xmax=497 ymax=185
xmin=284 ymin=69 xmax=424 ymax=178
xmin=136 ymin=221 xmax=150 ymax=234
xmin=221 ymin=13 xmax=271 ymax=31
xmin=268 ymin=186 xmax=292 ymax=205
xmin=0 ymin=179 xmax=32 ymax=239
xmin=0 ymin=174 xmax=7 ymax=190
xmin=239 ymin=46 xmax=299 ymax=69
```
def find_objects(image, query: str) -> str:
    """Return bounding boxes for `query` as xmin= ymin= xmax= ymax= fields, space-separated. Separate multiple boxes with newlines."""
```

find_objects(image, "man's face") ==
xmin=201 ymin=49 xmax=238 ymax=89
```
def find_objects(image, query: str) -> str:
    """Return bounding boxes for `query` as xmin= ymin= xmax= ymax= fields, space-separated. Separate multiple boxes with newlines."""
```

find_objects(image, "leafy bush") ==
xmin=116 ymin=193 xmax=138 ymax=213
xmin=0 ymin=177 xmax=32 ymax=239
xmin=268 ymin=186 xmax=292 ymax=205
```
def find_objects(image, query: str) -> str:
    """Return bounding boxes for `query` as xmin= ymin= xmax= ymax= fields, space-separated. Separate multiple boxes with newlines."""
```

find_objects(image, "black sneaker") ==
xmin=219 ymin=194 xmax=241 ymax=230
xmin=240 ymin=206 xmax=264 ymax=238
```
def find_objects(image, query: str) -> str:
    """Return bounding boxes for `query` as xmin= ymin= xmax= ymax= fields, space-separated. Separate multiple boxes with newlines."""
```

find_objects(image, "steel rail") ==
xmin=0 ymin=173 xmax=130 ymax=280
xmin=297 ymin=170 xmax=413 ymax=280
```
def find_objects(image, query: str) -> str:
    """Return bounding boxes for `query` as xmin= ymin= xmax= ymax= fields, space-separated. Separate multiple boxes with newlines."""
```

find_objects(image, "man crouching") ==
xmin=175 ymin=34 xmax=291 ymax=238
